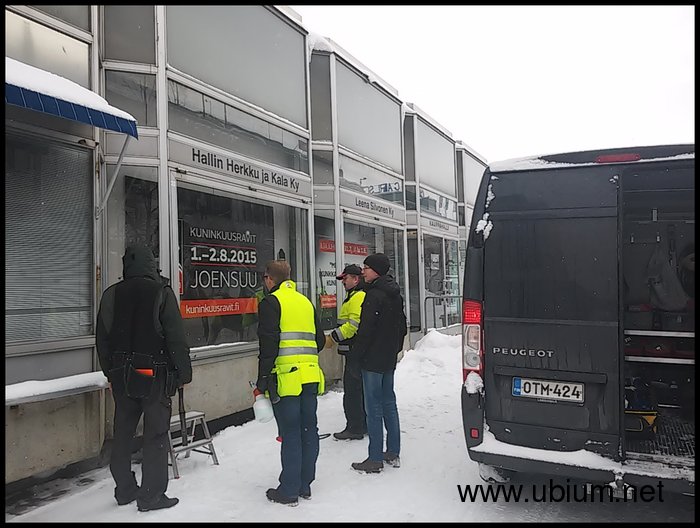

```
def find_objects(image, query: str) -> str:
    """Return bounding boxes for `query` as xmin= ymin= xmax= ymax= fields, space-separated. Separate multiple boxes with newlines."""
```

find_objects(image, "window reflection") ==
xmin=168 ymin=80 xmax=309 ymax=174
xmin=419 ymin=187 xmax=457 ymax=221
xmin=338 ymin=154 xmax=403 ymax=204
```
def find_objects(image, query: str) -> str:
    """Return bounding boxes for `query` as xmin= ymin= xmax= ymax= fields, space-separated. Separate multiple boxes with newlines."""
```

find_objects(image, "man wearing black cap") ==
xmin=351 ymin=253 xmax=407 ymax=473
xmin=325 ymin=264 xmax=367 ymax=440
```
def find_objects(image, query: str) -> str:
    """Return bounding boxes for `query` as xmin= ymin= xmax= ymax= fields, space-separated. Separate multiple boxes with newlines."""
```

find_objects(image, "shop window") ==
xmin=406 ymin=184 xmax=417 ymax=211
xmin=310 ymin=53 xmax=333 ymax=141
xmin=168 ymin=80 xmax=309 ymax=175
xmin=103 ymin=5 xmax=156 ymax=64
xmin=463 ymin=154 xmax=487 ymax=207
xmin=105 ymin=166 xmax=160 ymax=287
xmin=336 ymin=61 xmax=402 ymax=173
xmin=403 ymin=116 xmax=416 ymax=182
xmin=423 ymin=234 xmax=460 ymax=329
xmin=6 ymin=11 xmax=89 ymax=88
xmin=313 ymin=151 xmax=333 ymax=185
xmin=29 ymin=5 xmax=91 ymax=31
xmin=105 ymin=71 xmax=157 ymax=127
xmin=177 ymin=182 xmax=309 ymax=349
xmin=343 ymin=219 xmax=405 ymax=302
xmin=5 ymin=133 xmax=93 ymax=343
xmin=339 ymin=154 xmax=403 ymax=205
xmin=407 ymin=230 xmax=421 ymax=331
xmin=419 ymin=187 xmax=458 ymax=222
xmin=166 ymin=5 xmax=307 ymax=128
xmin=415 ymin=118 xmax=456 ymax=196
xmin=314 ymin=212 xmax=338 ymax=331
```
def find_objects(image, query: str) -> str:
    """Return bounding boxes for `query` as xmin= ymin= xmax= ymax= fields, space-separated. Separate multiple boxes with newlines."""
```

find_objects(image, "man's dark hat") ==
xmin=363 ymin=253 xmax=390 ymax=276
xmin=336 ymin=264 xmax=363 ymax=280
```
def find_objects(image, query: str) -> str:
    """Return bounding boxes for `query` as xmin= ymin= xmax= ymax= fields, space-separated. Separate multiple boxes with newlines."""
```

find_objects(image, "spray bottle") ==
xmin=249 ymin=381 xmax=274 ymax=423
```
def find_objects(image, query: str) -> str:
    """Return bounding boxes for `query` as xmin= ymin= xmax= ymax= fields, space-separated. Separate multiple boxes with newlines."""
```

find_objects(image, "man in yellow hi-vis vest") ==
xmin=256 ymin=260 xmax=326 ymax=506
xmin=325 ymin=264 xmax=367 ymax=440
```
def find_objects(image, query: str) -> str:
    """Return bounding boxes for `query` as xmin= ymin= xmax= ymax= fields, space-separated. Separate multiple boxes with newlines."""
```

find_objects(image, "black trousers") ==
xmin=343 ymin=355 xmax=367 ymax=433
xmin=110 ymin=375 xmax=172 ymax=504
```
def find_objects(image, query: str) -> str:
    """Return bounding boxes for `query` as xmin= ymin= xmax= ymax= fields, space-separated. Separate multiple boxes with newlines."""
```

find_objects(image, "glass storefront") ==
xmin=423 ymin=234 xmax=460 ymax=329
xmin=105 ymin=166 xmax=160 ymax=287
xmin=176 ymin=181 xmax=309 ymax=349
xmin=314 ymin=211 xmax=338 ymax=331
xmin=344 ymin=219 xmax=405 ymax=300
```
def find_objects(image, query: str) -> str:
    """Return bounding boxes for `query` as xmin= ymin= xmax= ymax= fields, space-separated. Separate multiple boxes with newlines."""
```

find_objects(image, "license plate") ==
xmin=512 ymin=377 xmax=584 ymax=403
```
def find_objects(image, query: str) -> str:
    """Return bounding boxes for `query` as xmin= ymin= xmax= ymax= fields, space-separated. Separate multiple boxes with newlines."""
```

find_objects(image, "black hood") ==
xmin=367 ymin=274 xmax=400 ymax=297
xmin=122 ymin=245 xmax=160 ymax=281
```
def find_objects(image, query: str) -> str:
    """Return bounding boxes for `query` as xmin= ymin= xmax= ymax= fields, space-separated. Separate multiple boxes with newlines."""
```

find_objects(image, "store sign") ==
xmin=339 ymin=189 xmax=406 ymax=223
xmin=169 ymin=139 xmax=311 ymax=196
xmin=421 ymin=216 xmax=458 ymax=236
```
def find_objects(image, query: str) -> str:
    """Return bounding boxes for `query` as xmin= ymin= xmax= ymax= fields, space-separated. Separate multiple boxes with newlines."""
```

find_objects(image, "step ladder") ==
xmin=167 ymin=410 xmax=219 ymax=479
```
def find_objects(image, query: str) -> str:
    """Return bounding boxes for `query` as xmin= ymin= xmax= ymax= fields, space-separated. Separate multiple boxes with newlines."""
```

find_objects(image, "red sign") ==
xmin=319 ymin=294 xmax=337 ymax=308
xmin=319 ymin=239 xmax=335 ymax=252
xmin=319 ymin=239 xmax=368 ymax=256
xmin=344 ymin=242 xmax=368 ymax=256
xmin=180 ymin=297 xmax=258 ymax=319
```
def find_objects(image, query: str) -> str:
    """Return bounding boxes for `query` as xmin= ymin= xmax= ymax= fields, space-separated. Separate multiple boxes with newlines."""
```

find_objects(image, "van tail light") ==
xmin=462 ymin=300 xmax=483 ymax=381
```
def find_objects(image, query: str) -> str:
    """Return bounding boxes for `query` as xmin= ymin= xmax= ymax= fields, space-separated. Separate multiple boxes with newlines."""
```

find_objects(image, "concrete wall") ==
xmin=5 ymin=391 xmax=106 ymax=484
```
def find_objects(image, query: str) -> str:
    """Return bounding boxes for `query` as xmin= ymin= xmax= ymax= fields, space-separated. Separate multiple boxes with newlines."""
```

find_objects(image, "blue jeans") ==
xmin=272 ymin=383 xmax=319 ymax=498
xmin=361 ymin=369 xmax=400 ymax=462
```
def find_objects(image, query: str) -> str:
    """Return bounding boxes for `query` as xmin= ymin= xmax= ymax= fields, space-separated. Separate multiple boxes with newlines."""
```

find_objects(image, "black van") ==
xmin=461 ymin=144 xmax=694 ymax=494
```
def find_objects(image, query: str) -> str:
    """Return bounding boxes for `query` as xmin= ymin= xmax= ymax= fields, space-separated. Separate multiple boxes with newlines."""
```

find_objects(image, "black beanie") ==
xmin=364 ymin=253 xmax=390 ymax=276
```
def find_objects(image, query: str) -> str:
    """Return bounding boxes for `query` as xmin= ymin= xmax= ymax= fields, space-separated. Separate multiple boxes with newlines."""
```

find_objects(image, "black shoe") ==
xmin=137 ymin=494 xmax=179 ymax=512
xmin=383 ymin=451 xmax=401 ymax=468
xmin=351 ymin=458 xmax=383 ymax=473
xmin=266 ymin=488 xmax=298 ymax=506
xmin=116 ymin=491 xmax=139 ymax=506
xmin=333 ymin=429 xmax=364 ymax=440
xmin=115 ymin=485 xmax=140 ymax=506
xmin=299 ymin=489 xmax=312 ymax=500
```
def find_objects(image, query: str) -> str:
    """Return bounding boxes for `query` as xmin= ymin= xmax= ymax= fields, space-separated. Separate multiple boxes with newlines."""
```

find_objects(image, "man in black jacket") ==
xmin=96 ymin=245 xmax=192 ymax=512
xmin=350 ymin=253 xmax=407 ymax=473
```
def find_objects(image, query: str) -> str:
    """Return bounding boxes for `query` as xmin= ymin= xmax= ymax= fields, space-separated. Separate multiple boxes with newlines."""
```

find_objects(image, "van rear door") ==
xmin=483 ymin=164 xmax=620 ymax=458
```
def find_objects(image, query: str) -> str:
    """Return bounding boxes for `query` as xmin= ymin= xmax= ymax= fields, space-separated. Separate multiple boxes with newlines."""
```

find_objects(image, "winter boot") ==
xmin=137 ymin=494 xmax=179 ymax=512
xmin=351 ymin=458 xmax=383 ymax=473
xmin=333 ymin=428 xmax=364 ymax=440
xmin=266 ymin=488 xmax=299 ymax=506
xmin=383 ymin=451 xmax=401 ymax=468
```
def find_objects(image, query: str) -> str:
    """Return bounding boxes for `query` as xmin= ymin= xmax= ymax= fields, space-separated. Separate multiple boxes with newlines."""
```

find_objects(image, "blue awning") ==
xmin=5 ymin=57 xmax=138 ymax=138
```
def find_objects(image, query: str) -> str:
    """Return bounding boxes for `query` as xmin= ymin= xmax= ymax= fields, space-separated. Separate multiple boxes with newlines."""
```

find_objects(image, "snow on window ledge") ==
xmin=6 ymin=372 xmax=109 ymax=406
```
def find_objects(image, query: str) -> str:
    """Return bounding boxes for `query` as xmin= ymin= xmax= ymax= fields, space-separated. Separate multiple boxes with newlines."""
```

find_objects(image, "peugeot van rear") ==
xmin=461 ymin=144 xmax=695 ymax=494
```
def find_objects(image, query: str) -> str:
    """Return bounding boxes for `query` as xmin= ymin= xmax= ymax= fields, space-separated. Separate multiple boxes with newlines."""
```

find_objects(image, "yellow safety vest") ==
xmin=271 ymin=280 xmax=324 ymax=396
xmin=332 ymin=289 xmax=366 ymax=353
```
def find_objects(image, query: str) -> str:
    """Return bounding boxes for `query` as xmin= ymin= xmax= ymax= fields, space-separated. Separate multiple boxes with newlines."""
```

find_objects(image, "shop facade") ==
xmin=5 ymin=5 xmax=485 ymax=485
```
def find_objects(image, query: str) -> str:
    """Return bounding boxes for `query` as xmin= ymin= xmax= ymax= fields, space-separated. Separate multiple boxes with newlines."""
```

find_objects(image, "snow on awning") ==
xmin=5 ymin=56 xmax=138 ymax=138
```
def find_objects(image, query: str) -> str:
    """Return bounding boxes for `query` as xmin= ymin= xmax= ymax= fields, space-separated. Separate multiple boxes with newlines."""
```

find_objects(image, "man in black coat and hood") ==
xmin=350 ymin=253 xmax=407 ymax=473
xmin=96 ymin=245 xmax=192 ymax=512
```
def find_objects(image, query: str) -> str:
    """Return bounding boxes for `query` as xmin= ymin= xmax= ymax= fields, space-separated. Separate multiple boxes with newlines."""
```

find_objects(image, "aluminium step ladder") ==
xmin=167 ymin=410 xmax=219 ymax=479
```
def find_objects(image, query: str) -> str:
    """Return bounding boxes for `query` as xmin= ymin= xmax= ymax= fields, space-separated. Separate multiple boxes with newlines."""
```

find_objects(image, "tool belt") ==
xmin=110 ymin=351 xmax=171 ymax=399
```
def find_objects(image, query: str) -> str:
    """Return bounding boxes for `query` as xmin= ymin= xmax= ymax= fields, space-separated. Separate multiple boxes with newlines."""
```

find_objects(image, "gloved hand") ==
xmin=256 ymin=376 xmax=269 ymax=393
xmin=324 ymin=334 xmax=335 ymax=349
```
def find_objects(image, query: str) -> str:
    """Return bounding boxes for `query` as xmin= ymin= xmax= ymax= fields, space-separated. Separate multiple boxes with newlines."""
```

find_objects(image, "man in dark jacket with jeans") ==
xmin=96 ymin=245 xmax=192 ymax=512
xmin=350 ymin=253 xmax=407 ymax=473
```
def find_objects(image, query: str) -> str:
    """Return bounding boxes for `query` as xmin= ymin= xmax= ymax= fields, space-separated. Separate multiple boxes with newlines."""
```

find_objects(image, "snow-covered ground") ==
xmin=6 ymin=331 xmax=694 ymax=522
